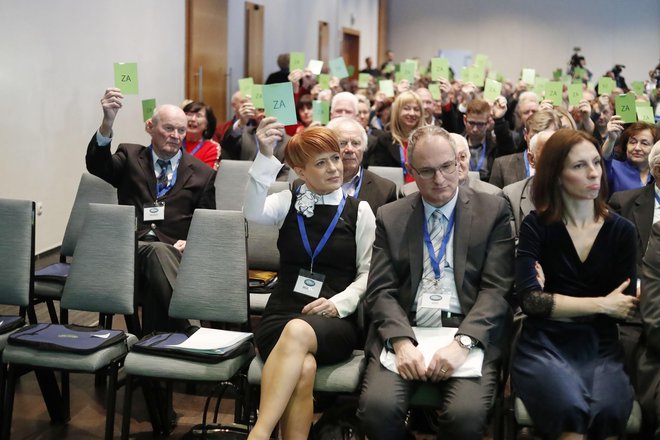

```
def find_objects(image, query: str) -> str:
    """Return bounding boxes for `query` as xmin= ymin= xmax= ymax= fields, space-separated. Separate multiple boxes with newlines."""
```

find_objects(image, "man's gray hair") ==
xmin=326 ymin=117 xmax=368 ymax=151
xmin=649 ymin=140 xmax=660 ymax=168
xmin=407 ymin=125 xmax=456 ymax=165
xmin=331 ymin=92 xmax=358 ymax=114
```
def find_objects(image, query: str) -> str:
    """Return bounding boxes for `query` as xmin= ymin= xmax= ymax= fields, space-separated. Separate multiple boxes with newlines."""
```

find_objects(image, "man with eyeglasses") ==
xmin=359 ymin=125 xmax=514 ymax=439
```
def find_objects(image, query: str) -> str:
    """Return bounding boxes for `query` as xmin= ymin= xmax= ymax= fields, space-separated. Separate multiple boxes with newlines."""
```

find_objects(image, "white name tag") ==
xmin=419 ymin=280 xmax=452 ymax=310
xmin=293 ymin=269 xmax=325 ymax=298
xmin=143 ymin=203 xmax=165 ymax=221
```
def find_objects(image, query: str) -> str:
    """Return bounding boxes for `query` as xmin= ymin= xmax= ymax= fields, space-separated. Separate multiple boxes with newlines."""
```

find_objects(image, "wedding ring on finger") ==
xmin=321 ymin=311 xmax=327 ymax=317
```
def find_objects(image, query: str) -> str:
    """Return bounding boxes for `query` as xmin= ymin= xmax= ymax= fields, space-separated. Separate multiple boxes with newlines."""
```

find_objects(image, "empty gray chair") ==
xmin=2 ymin=204 xmax=137 ymax=440
xmin=121 ymin=210 xmax=254 ymax=438
xmin=368 ymin=166 xmax=405 ymax=192
xmin=215 ymin=160 xmax=253 ymax=210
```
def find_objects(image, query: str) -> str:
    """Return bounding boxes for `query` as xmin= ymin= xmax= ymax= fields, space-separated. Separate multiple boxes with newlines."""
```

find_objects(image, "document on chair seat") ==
xmin=167 ymin=328 xmax=252 ymax=354
xmin=380 ymin=327 xmax=484 ymax=378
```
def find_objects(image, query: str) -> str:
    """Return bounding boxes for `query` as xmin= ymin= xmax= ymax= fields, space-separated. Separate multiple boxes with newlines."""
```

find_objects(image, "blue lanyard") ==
xmin=469 ymin=142 xmax=487 ymax=172
xmin=189 ymin=140 xmax=204 ymax=156
xmin=151 ymin=145 xmax=179 ymax=199
xmin=399 ymin=144 xmax=408 ymax=177
xmin=422 ymin=209 xmax=456 ymax=280
xmin=297 ymin=193 xmax=347 ymax=272
xmin=523 ymin=151 xmax=531 ymax=177
xmin=354 ymin=169 xmax=365 ymax=198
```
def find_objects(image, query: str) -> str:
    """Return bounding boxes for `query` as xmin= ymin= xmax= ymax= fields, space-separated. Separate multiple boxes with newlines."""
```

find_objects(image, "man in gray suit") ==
xmin=358 ymin=125 xmax=514 ymax=440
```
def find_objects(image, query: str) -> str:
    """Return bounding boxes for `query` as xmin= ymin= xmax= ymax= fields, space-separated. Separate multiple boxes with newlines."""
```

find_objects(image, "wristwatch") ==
xmin=454 ymin=334 xmax=477 ymax=350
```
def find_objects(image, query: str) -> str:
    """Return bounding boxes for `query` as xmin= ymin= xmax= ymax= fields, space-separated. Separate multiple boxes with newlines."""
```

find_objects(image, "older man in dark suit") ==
xmin=358 ymin=125 xmax=514 ymax=440
xmin=86 ymin=88 xmax=216 ymax=333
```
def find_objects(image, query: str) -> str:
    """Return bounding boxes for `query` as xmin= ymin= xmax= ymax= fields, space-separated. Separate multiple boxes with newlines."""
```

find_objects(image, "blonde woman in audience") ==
xmin=244 ymin=120 xmax=376 ymax=440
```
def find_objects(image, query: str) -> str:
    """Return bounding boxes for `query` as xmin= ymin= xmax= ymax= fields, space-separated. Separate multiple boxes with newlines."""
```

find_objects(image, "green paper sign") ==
xmin=329 ymin=57 xmax=349 ymax=79
xmin=399 ymin=61 xmax=416 ymax=83
xmin=251 ymin=84 xmax=264 ymax=109
xmin=568 ymin=83 xmax=583 ymax=106
xmin=552 ymin=68 xmax=563 ymax=80
xmin=358 ymin=73 xmax=370 ymax=88
xmin=262 ymin=82 xmax=297 ymax=126
xmin=472 ymin=66 xmax=486 ymax=88
xmin=461 ymin=66 xmax=472 ymax=83
xmin=289 ymin=52 xmax=305 ymax=71
xmin=636 ymin=103 xmax=654 ymax=124
xmin=114 ymin=62 xmax=139 ymax=95
xmin=521 ymin=68 xmax=536 ymax=85
xmin=318 ymin=74 xmax=330 ymax=90
xmin=598 ymin=77 xmax=615 ymax=96
xmin=573 ymin=67 xmax=587 ymax=80
xmin=615 ymin=94 xmax=636 ymax=123
xmin=483 ymin=79 xmax=502 ymax=103
xmin=347 ymin=65 xmax=355 ymax=77
xmin=474 ymin=54 xmax=488 ymax=69
xmin=428 ymin=83 xmax=441 ymax=101
xmin=379 ymin=79 xmax=395 ymax=98
xmin=141 ymin=98 xmax=156 ymax=122
xmin=431 ymin=58 xmax=450 ymax=81
xmin=631 ymin=81 xmax=645 ymax=96
xmin=312 ymin=100 xmax=330 ymax=125
xmin=239 ymin=77 xmax=254 ymax=98
xmin=533 ymin=77 xmax=548 ymax=96
xmin=545 ymin=81 xmax=563 ymax=106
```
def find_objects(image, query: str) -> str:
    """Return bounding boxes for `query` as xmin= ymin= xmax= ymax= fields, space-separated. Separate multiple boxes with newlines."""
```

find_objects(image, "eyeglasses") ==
xmin=410 ymin=161 xmax=457 ymax=179
xmin=465 ymin=120 xmax=487 ymax=128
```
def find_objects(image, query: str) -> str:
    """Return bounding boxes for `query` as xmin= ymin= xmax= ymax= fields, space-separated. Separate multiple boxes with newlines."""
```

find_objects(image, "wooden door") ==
xmin=318 ymin=21 xmax=329 ymax=65
xmin=245 ymin=2 xmax=264 ymax=83
xmin=186 ymin=0 xmax=228 ymax=119
xmin=342 ymin=28 xmax=360 ymax=79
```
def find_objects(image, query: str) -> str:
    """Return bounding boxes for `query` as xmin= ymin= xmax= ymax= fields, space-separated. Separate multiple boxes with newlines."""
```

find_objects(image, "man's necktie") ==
xmin=156 ymin=159 xmax=170 ymax=195
xmin=416 ymin=209 xmax=446 ymax=327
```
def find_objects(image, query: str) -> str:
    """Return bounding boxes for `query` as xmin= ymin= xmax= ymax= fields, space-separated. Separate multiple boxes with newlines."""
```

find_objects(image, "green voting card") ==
xmin=428 ymin=83 xmax=441 ymax=100
xmin=431 ymin=58 xmax=450 ymax=81
xmin=251 ymin=84 xmax=264 ymax=109
xmin=312 ymin=100 xmax=330 ymax=125
xmin=573 ymin=67 xmax=587 ymax=80
xmin=114 ymin=62 xmax=138 ymax=95
xmin=568 ymin=83 xmax=583 ymax=107
xmin=318 ymin=74 xmax=330 ymax=90
xmin=474 ymin=54 xmax=488 ymax=69
xmin=521 ymin=68 xmax=535 ymax=85
xmin=545 ymin=81 xmax=563 ymax=106
xmin=553 ymin=68 xmax=563 ymax=80
xmin=399 ymin=61 xmax=416 ymax=83
xmin=533 ymin=77 xmax=547 ymax=96
xmin=239 ymin=77 xmax=254 ymax=98
xmin=472 ymin=66 xmax=486 ymax=87
xmin=359 ymin=73 xmax=370 ymax=88
xmin=636 ymin=103 xmax=654 ymax=124
xmin=615 ymin=94 xmax=636 ymax=123
xmin=329 ymin=57 xmax=349 ymax=79
xmin=289 ymin=52 xmax=305 ymax=71
xmin=262 ymin=82 xmax=297 ymax=126
xmin=347 ymin=65 xmax=355 ymax=77
xmin=379 ymin=79 xmax=395 ymax=98
xmin=483 ymin=79 xmax=502 ymax=103
xmin=598 ymin=77 xmax=614 ymax=96
xmin=461 ymin=67 xmax=472 ymax=83
xmin=631 ymin=81 xmax=645 ymax=96
xmin=141 ymin=98 xmax=156 ymax=122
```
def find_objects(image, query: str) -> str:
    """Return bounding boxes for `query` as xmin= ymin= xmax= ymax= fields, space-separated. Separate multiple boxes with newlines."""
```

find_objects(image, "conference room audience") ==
xmin=182 ymin=101 xmax=221 ymax=170
xmin=243 ymin=121 xmax=375 ymax=440
xmin=512 ymin=129 xmax=637 ymax=440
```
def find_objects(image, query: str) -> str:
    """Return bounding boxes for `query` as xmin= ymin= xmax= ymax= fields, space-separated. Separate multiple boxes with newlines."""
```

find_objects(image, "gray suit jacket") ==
xmin=489 ymin=152 xmax=528 ymax=189
xmin=608 ymin=184 xmax=656 ymax=270
xmin=363 ymin=188 xmax=515 ymax=362
xmin=503 ymin=176 xmax=535 ymax=240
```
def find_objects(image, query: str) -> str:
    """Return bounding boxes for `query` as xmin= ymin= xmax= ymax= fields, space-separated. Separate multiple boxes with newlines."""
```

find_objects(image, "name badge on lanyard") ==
xmin=420 ymin=290 xmax=451 ymax=309
xmin=292 ymin=192 xmax=347 ymax=297
xmin=420 ymin=209 xmax=456 ymax=310
xmin=143 ymin=202 xmax=165 ymax=221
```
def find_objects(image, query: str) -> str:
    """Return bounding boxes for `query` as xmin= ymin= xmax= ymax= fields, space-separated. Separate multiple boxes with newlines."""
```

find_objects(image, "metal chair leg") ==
xmin=104 ymin=363 xmax=118 ymax=440
xmin=120 ymin=375 xmax=134 ymax=440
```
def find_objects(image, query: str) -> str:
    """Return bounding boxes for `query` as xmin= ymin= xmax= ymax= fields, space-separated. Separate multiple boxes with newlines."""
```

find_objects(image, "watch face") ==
xmin=459 ymin=335 xmax=473 ymax=347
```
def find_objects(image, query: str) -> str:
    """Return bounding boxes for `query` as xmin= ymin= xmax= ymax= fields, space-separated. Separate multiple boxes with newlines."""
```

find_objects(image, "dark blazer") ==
xmin=503 ymin=176 xmax=535 ymax=241
xmin=366 ymin=130 xmax=403 ymax=168
xmin=86 ymin=135 xmax=216 ymax=244
xmin=489 ymin=152 xmax=528 ymax=188
xmin=221 ymin=124 xmax=288 ymax=161
xmin=608 ymin=184 xmax=656 ymax=270
xmin=363 ymin=187 xmax=515 ymax=362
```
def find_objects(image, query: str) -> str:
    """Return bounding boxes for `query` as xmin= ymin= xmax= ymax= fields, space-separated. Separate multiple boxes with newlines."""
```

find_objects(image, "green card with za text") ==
xmin=483 ymin=79 xmax=502 ymax=103
xmin=598 ymin=77 xmax=614 ymax=96
xmin=262 ymin=82 xmax=297 ymax=126
xmin=379 ymin=80 xmax=395 ymax=98
xmin=359 ymin=73 xmax=370 ymax=88
xmin=239 ymin=77 xmax=254 ymax=98
xmin=428 ymin=83 xmax=441 ymax=100
xmin=312 ymin=100 xmax=330 ymax=125
xmin=329 ymin=57 xmax=349 ymax=79
xmin=318 ymin=74 xmax=330 ymax=90
xmin=568 ymin=83 xmax=582 ymax=107
xmin=615 ymin=94 xmax=636 ymax=123
xmin=114 ymin=62 xmax=138 ymax=95
xmin=545 ymin=81 xmax=563 ymax=106
xmin=636 ymin=103 xmax=654 ymax=124
xmin=251 ymin=84 xmax=264 ymax=108
xmin=289 ymin=52 xmax=305 ymax=71
xmin=141 ymin=99 xmax=156 ymax=122
xmin=431 ymin=58 xmax=450 ymax=81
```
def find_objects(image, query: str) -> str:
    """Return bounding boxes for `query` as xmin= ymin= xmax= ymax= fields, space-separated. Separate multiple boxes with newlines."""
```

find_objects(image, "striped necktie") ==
xmin=156 ymin=159 xmax=170 ymax=194
xmin=416 ymin=209 xmax=447 ymax=327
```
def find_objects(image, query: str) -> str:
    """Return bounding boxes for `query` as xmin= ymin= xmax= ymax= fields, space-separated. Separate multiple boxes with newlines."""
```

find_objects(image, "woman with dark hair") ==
xmin=512 ymin=129 xmax=638 ymax=440
xmin=244 ymin=119 xmax=376 ymax=439
xmin=182 ymin=101 xmax=220 ymax=169
xmin=602 ymin=119 xmax=658 ymax=194
xmin=285 ymin=94 xmax=314 ymax=136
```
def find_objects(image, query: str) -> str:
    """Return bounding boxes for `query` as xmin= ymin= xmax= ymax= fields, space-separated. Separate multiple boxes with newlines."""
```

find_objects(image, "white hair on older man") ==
xmin=649 ymin=140 xmax=660 ymax=168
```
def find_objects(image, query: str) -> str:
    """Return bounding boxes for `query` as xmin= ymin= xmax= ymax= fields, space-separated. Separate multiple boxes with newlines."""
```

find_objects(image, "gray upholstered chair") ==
xmin=368 ymin=166 xmax=405 ymax=192
xmin=0 ymin=199 xmax=34 ymax=428
xmin=2 ymin=203 xmax=137 ymax=440
xmin=215 ymin=160 xmax=253 ymax=211
xmin=33 ymin=173 xmax=117 ymax=324
xmin=120 ymin=210 xmax=254 ymax=438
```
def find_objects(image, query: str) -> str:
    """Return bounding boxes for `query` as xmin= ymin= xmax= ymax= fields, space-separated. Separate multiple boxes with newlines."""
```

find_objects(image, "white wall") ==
xmin=388 ymin=0 xmax=660 ymax=84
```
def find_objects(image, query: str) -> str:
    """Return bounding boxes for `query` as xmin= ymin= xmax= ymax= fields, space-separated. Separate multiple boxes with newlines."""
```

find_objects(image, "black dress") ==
xmin=255 ymin=193 xmax=360 ymax=364
xmin=512 ymin=211 xmax=637 ymax=440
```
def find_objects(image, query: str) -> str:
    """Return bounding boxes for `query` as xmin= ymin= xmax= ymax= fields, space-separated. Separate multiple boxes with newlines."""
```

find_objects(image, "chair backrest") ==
xmin=0 ymin=199 xmax=34 ymax=307
xmin=169 ymin=210 xmax=249 ymax=325
xmin=61 ymin=173 xmax=118 ymax=257
xmin=368 ymin=166 xmax=404 ymax=192
xmin=246 ymin=182 xmax=287 ymax=270
xmin=215 ymin=160 xmax=253 ymax=211
xmin=61 ymin=204 xmax=135 ymax=315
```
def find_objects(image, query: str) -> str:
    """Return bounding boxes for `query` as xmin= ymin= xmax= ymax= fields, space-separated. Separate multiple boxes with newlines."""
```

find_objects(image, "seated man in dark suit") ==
xmin=358 ymin=125 xmax=514 ymax=439
xmin=86 ymin=88 xmax=216 ymax=334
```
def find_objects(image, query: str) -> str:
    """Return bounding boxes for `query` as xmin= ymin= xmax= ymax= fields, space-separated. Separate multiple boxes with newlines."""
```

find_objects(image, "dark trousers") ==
xmin=137 ymin=241 xmax=186 ymax=334
xmin=358 ymin=351 xmax=499 ymax=440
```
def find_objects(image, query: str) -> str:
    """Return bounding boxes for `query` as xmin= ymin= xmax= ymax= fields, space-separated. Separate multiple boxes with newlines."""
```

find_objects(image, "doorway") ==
xmin=245 ymin=2 xmax=265 ymax=84
xmin=342 ymin=28 xmax=360 ymax=79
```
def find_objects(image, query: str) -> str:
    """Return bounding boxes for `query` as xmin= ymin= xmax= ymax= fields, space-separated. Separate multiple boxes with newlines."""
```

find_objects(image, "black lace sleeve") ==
xmin=520 ymin=290 xmax=555 ymax=318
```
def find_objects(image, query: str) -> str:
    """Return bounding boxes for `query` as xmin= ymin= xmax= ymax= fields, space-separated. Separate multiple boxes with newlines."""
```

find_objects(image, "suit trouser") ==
xmin=137 ymin=241 xmax=185 ymax=334
xmin=357 ymin=351 xmax=499 ymax=440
